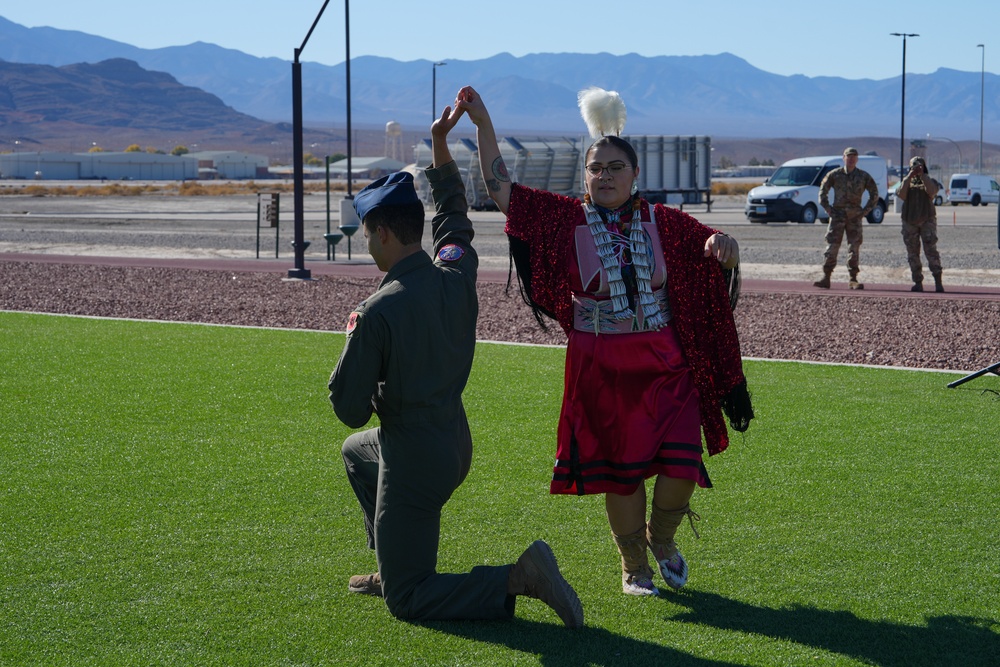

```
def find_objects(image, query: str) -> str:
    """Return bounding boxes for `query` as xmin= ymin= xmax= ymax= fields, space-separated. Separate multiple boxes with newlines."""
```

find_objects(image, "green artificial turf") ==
xmin=1 ymin=312 xmax=997 ymax=666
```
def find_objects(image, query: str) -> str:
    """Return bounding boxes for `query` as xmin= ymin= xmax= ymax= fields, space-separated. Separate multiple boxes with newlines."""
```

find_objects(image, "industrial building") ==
xmin=326 ymin=156 xmax=407 ymax=179
xmin=0 ymin=150 xmax=268 ymax=181
xmin=0 ymin=151 xmax=197 ymax=180
xmin=188 ymin=151 xmax=270 ymax=180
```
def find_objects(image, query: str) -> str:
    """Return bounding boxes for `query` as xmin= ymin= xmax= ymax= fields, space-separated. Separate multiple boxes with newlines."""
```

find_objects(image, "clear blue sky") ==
xmin=3 ymin=1 xmax=997 ymax=80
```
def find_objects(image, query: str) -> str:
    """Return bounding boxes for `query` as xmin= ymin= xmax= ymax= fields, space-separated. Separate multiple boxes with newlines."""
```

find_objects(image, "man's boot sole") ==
xmin=521 ymin=541 xmax=585 ymax=628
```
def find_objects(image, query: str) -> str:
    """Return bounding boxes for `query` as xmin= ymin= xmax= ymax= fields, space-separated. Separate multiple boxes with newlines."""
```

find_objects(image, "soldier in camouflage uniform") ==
xmin=328 ymin=104 xmax=583 ymax=627
xmin=814 ymin=147 xmax=880 ymax=290
xmin=898 ymin=156 xmax=944 ymax=292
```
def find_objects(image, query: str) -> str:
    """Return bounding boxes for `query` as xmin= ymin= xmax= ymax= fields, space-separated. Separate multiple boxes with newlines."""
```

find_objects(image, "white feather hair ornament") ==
xmin=578 ymin=86 xmax=627 ymax=140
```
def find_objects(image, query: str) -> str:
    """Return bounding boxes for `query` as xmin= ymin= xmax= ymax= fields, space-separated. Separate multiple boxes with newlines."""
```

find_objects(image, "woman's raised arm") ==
xmin=456 ymin=86 xmax=511 ymax=214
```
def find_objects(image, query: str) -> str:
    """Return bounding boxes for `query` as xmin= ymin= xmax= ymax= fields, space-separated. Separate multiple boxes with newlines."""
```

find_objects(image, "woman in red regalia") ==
xmin=456 ymin=85 xmax=753 ymax=596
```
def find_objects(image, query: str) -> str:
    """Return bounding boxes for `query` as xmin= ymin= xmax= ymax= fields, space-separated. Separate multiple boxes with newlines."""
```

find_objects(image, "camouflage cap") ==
xmin=843 ymin=147 xmax=859 ymax=156
xmin=910 ymin=156 xmax=926 ymax=167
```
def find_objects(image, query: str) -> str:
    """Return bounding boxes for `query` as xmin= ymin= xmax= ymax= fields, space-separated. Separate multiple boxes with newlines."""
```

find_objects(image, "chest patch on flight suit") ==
xmin=438 ymin=244 xmax=464 ymax=262
xmin=346 ymin=311 xmax=360 ymax=334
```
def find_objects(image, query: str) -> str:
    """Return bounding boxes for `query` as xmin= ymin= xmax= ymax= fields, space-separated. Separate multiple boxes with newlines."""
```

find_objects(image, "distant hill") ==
xmin=0 ymin=58 xmax=267 ymax=131
xmin=2 ymin=14 xmax=998 ymax=145
xmin=0 ymin=57 xmax=343 ymax=159
xmin=2 ymin=15 xmax=999 ymax=170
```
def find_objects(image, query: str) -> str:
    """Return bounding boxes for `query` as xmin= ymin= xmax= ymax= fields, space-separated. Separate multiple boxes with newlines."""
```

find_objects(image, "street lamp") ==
xmin=926 ymin=134 xmax=963 ymax=172
xmin=345 ymin=0 xmax=353 ymax=198
xmin=890 ymin=33 xmax=918 ymax=175
xmin=432 ymin=61 xmax=446 ymax=120
xmin=338 ymin=0 xmax=361 ymax=262
xmin=977 ymin=44 xmax=985 ymax=173
xmin=288 ymin=0 xmax=333 ymax=281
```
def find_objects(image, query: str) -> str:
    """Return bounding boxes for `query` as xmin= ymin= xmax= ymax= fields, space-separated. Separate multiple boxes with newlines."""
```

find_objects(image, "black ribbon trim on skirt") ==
xmin=556 ymin=441 xmax=711 ymax=493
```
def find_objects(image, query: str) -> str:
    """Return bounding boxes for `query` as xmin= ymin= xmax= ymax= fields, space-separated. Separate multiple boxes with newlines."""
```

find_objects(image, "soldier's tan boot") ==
xmin=647 ymin=503 xmax=701 ymax=590
xmin=508 ymin=540 xmax=584 ymax=627
xmin=813 ymin=271 xmax=832 ymax=289
xmin=849 ymin=275 xmax=864 ymax=290
xmin=348 ymin=572 xmax=382 ymax=596
xmin=612 ymin=528 xmax=658 ymax=596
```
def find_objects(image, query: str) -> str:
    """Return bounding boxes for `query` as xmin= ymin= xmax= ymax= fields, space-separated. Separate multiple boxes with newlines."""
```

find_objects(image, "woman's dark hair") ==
xmin=586 ymin=135 xmax=638 ymax=169
xmin=508 ymin=236 xmax=558 ymax=330
xmin=362 ymin=202 xmax=425 ymax=245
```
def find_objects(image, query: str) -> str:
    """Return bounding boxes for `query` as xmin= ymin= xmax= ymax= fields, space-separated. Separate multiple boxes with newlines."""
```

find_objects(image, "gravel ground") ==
xmin=2 ymin=259 xmax=998 ymax=374
xmin=2 ymin=192 xmax=999 ymax=373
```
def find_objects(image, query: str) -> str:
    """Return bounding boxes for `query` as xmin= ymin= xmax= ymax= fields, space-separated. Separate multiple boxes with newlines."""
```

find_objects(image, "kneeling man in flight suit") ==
xmin=328 ymin=102 xmax=583 ymax=627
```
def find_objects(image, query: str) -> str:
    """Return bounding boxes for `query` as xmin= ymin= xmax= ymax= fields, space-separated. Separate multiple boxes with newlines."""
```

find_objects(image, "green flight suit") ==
xmin=329 ymin=160 xmax=513 ymax=621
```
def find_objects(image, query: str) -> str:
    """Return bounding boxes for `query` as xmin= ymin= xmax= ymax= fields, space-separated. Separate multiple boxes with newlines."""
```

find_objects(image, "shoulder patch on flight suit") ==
xmin=437 ymin=244 xmax=464 ymax=262
xmin=345 ymin=311 xmax=361 ymax=334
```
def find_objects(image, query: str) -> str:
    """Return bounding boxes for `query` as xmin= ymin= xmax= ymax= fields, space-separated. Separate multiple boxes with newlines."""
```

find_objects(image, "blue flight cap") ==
xmin=353 ymin=171 xmax=419 ymax=222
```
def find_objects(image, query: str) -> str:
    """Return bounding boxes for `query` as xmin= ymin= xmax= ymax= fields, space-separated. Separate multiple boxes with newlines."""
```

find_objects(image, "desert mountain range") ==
xmin=1 ymin=15 xmax=997 ymax=167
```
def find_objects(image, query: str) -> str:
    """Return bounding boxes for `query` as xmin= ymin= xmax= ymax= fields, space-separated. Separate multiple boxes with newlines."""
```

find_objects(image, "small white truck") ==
xmin=947 ymin=174 xmax=1000 ymax=206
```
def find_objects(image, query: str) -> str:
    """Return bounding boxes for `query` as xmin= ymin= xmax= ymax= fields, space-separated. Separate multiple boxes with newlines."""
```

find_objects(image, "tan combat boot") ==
xmin=348 ymin=572 xmax=382 ymax=596
xmin=508 ymin=540 xmax=584 ymax=627
xmin=813 ymin=270 xmax=832 ymax=289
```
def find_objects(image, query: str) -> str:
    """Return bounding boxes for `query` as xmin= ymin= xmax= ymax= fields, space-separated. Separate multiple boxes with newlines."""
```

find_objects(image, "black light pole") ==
xmin=345 ymin=0 xmax=353 ymax=197
xmin=432 ymin=62 xmax=446 ymax=120
xmin=336 ymin=0 xmax=361 ymax=261
xmin=288 ymin=0 xmax=332 ymax=280
xmin=978 ymin=44 xmax=985 ymax=173
xmin=891 ymin=33 xmax=918 ymax=176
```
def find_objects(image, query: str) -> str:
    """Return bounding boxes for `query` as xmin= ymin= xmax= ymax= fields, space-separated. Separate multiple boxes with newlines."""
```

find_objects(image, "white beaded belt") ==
xmin=572 ymin=288 xmax=670 ymax=335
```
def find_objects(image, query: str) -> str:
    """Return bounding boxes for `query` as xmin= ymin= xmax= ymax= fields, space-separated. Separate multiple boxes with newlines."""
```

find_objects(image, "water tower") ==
xmin=385 ymin=121 xmax=402 ymax=161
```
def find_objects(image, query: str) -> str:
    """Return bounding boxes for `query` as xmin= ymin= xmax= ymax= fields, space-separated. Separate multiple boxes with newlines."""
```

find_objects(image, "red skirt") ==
xmin=551 ymin=323 xmax=709 ymax=495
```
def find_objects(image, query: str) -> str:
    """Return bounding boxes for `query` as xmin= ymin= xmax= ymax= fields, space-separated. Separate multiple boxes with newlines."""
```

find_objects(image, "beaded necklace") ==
xmin=584 ymin=199 xmax=667 ymax=330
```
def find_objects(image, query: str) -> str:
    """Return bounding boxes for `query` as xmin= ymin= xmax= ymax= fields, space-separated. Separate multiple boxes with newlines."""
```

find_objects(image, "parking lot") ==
xmin=1 ymin=186 xmax=999 ymax=286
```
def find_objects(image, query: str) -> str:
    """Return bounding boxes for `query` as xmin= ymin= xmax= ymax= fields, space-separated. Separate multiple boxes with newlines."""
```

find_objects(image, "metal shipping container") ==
xmin=413 ymin=134 xmax=711 ymax=210
xmin=624 ymin=135 xmax=712 ymax=207
xmin=413 ymin=136 xmax=581 ymax=210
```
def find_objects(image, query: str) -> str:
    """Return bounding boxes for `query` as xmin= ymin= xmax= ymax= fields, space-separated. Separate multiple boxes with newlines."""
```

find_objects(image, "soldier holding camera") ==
xmin=898 ymin=156 xmax=944 ymax=293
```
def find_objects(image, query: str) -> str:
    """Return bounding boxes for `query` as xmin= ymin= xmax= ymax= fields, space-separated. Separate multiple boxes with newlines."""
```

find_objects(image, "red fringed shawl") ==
xmin=505 ymin=184 xmax=750 ymax=455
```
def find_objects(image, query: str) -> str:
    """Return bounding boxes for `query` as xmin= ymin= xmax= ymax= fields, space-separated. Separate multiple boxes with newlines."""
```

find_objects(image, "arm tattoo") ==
xmin=491 ymin=157 xmax=510 ymax=183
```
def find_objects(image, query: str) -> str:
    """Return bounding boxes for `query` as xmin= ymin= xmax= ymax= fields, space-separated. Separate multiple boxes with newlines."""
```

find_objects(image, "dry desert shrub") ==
xmin=711 ymin=181 xmax=756 ymax=196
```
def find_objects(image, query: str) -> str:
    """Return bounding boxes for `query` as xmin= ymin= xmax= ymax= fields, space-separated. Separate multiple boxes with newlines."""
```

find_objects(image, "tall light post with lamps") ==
xmin=336 ymin=0 xmax=362 ymax=262
xmin=977 ymin=44 xmax=985 ymax=173
xmin=343 ymin=0 xmax=353 ymax=199
xmin=288 ymin=0 xmax=333 ymax=280
xmin=890 ymin=33 xmax=918 ymax=176
xmin=432 ymin=62 xmax=447 ymax=120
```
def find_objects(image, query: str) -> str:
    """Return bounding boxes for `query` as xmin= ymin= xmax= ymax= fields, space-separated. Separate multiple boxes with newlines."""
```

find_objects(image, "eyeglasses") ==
xmin=585 ymin=161 xmax=629 ymax=177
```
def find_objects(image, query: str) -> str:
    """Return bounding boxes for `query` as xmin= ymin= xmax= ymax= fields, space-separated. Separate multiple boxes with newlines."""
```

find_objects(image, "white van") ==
xmin=745 ymin=155 xmax=888 ymax=224
xmin=947 ymin=174 xmax=1000 ymax=206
